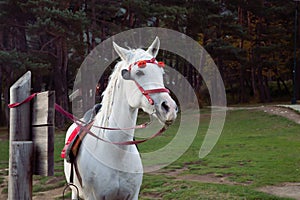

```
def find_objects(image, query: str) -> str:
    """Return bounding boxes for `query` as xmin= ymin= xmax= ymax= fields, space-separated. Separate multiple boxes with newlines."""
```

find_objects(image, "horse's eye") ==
xmin=136 ymin=70 xmax=145 ymax=76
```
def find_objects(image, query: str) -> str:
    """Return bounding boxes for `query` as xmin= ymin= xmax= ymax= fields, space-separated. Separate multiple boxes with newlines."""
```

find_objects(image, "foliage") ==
xmin=0 ymin=0 xmax=299 ymax=126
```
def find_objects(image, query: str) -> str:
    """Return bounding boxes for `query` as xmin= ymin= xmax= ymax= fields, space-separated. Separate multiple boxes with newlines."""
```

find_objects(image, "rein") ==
xmin=8 ymin=93 xmax=169 ymax=146
xmin=55 ymin=103 xmax=150 ymax=131
xmin=78 ymin=119 xmax=168 ymax=146
xmin=8 ymin=58 xmax=171 ymax=145
xmin=56 ymin=103 xmax=168 ymax=145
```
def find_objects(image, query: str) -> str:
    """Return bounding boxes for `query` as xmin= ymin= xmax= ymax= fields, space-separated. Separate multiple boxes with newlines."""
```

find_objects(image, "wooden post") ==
xmin=9 ymin=141 xmax=33 ymax=200
xmin=8 ymin=71 xmax=56 ymax=199
xmin=32 ymin=91 xmax=55 ymax=176
xmin=8 ymin=71 xmax=32 ymax=199
xmin=9 ymin=71 xmax=31 ymax=141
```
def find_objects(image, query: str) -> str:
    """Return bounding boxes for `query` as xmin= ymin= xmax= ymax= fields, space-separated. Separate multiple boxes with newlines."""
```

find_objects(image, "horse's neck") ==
xmin=96 ymin=78 xmax=138 ymax=144
xmin=78 ymin=81 xmax=142 ymax=174
xmin=106 ymin=90 xmax=138 ymax=143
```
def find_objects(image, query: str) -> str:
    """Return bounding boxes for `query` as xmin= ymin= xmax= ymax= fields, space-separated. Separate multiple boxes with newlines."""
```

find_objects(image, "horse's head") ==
xmin=113 ymin=37 xmax=178 ymax=125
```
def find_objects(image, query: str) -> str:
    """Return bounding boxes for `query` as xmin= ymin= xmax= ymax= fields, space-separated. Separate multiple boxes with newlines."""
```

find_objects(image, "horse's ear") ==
xmin=146 ymin=36 xmax=160 ymax=58
xmin=113 ymin=42 xmax=131 ymax=62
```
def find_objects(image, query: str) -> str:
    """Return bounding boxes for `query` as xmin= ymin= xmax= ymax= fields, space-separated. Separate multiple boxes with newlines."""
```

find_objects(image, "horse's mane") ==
xmin=95 ymin=60 xmax=125 ymax=127
xmin=94 ymin=48 xmax=153 ymax=127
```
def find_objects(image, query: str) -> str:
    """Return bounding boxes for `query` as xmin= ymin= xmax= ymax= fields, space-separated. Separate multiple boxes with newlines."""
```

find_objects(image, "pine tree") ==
xmin=0 ymin=0 xmax=31 ymax=125
xmin=0 ymin=0 xmax=89 ymax=127
xmin=22 ymin=0 xmax=88 ymax=127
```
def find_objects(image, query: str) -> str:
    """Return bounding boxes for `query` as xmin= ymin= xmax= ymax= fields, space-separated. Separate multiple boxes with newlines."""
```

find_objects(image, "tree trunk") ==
xmin=4 ymin=68 xmax=14 ymax=127
xmin=239 ymin=65 xmax=247 ymax=103
xmin=247 ymin=10 xmax=258 ymax=101
xmin=54 ymin=37 xmax=68 ymax=128
xmin=0 ymin=65 xmax=3 ymax=126
xmin=250 ymin=55 xmax=259 ymax=101
xmin=256 ymin=66 xmax=265 ymax=102
xmin=297 ymin=60 xmax=300 ymax=100
xmin=238 ymin=6 xmax=247 ymax=103
xmin=264 ymin=76 xmax=271 ymax=102
xmin=16 ymin=19 xmax=27 ymax=52
xmin=2 ymin=26 xmax=15 ymax=127
xmin=91 ymin=0 xmax=97 ymax=49
xmin=278 ymin=77 xmax=290 ymax=96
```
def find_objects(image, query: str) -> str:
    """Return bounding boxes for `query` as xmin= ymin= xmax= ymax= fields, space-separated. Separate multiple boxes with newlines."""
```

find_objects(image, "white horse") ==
xmin=64 ymin=37 xmax=178 ymax=200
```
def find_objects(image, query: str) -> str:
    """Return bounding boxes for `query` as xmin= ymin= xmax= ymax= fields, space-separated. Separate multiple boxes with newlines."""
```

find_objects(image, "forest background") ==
xmin=0 ymin=0 xmax=299 ymax=128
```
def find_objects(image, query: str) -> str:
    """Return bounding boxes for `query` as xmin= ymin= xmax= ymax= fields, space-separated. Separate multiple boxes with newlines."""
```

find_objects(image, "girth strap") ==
xmin=67 ymin=122 xmax=94 ymax=187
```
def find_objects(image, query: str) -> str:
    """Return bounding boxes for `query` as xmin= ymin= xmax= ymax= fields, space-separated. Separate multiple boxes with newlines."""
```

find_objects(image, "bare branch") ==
xmin=30 ymin=50 xmax=57 ymax=58
xmin=40 ymin=36 xmax=61 ymax=51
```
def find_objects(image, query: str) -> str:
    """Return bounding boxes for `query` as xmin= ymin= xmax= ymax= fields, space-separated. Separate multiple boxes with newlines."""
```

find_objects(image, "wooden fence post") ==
xmin=8 ymin=71 xmax=33 ymax=199
xmin=8 ymin=71 xmax=55 ymax=199
xmin=32 ymin=91 xmax=55 ymax=176
xmin=9 ymin=71 xmax=31 ymax=141
xmin=9 ymin=141 xmax=33 ymax=200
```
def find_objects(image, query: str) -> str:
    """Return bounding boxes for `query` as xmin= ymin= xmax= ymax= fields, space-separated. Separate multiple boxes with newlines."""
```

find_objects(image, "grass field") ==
xmin=0 ymin=108 xmax=300 ymax=199
xmin=138 ymin=109 xmax=300 ymax=199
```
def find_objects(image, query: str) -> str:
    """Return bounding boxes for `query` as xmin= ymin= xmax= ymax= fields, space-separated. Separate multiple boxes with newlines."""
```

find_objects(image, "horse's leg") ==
xmin=71 ymin=191 xmax=78 ymax=200
xmin=132 ymin=192 xmax=139 ymax=200
xmin=64 ymin=160 xmax=82 ymax=199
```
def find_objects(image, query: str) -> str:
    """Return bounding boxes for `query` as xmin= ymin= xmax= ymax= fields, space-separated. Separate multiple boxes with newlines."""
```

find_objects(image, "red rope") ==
xmin=133 ymin=80 xmax=169 ymax=105
xmin=7 ymin=92 xmax=168 ymax=145
xmin=8 ymin=92 xmax=150 ymax=131
xmin=8 ymin=93 xmax=38 ymax=108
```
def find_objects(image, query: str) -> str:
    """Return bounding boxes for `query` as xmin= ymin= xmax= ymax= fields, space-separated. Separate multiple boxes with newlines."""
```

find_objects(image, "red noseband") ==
xmin=129 ymin=58 xmax=169 ymax=105
xmin=133 ymin=80 xmax=169 ymax=105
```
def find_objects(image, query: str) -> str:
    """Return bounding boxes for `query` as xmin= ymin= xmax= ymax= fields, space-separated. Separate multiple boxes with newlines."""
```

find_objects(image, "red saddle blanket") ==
xmin=61 ymin=122 xmax=94 ymax=163
xmin=61 ymin=126 xmax=80 ymax=159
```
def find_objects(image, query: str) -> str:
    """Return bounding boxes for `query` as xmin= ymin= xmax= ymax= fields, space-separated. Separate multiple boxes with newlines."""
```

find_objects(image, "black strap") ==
xmin=70 ymin=162 xmax=74 ymax=183
xmin=74 ymin=158 xmax=83 ymax=187
xmin=69 ymin=159 xmax=83 ymax=186
xmin=63 ymin=162 xmax=80 ymax=200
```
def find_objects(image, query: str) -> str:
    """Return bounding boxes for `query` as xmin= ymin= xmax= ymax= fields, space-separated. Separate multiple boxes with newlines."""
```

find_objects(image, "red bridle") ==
xmin=129 ymin=58 xmax=170 ymax=105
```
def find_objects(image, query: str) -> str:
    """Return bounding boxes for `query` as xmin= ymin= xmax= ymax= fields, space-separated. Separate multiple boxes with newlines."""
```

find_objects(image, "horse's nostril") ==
xmin=161 ymin=101 xmax=170 ymax=113
xmin=165 ymin=120 xmax=173 ymax=125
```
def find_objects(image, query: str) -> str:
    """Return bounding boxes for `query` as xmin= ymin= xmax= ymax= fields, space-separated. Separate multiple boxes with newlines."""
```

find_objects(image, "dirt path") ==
xmin=151 ymin=165 xmax=251 ymax=186
xmin=228 ymin=105 xmax=300 ymax=125
xmin=256 ymin=106 xmax=300 ymax=199
xmin=153 ymin=164 xmax=300 ymax=200
xmin=33 ymin=187 xmax=66 ymax=200
xmin=258 ymin=105 xmax=300 ymax=125
xmin=258 ymin=183 xmax=300 ymax=200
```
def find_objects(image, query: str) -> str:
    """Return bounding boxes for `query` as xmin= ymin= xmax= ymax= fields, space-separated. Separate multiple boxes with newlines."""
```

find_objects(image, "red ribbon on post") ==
xmin=8 ymin=93 xmax=38 ymax=108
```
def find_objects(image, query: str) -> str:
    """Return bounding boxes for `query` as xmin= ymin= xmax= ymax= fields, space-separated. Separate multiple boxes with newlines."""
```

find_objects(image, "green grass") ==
xmin=138 ymin=109 xmax=300 ymax=199
xmin=179 ymin=110 xmax=300 ymax=187
xmin=0 ymin=108 xmax=300 ymax=199
xmin=140 ymin=174 xmax=292 ymax=200
xmin=0 ymin=127 xmax=9 ymax=168
xmin=0 ymin=129 xmax=66 ymax=198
